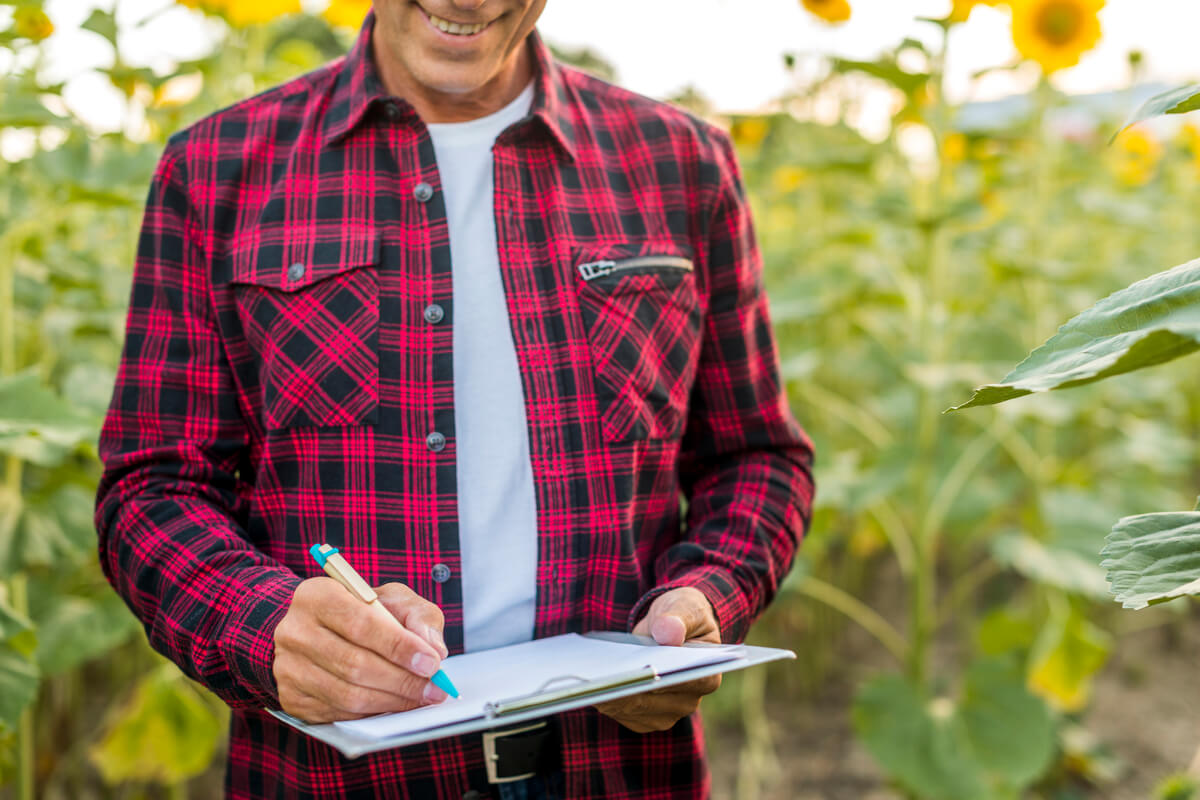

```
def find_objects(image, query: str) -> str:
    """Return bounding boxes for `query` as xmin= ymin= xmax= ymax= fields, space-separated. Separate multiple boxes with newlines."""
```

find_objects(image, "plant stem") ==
xmin=794 ymin=577 xmax=908 ymax=664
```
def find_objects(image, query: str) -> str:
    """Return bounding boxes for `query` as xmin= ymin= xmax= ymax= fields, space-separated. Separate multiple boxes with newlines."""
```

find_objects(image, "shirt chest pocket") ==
xmin=229 ymin=238 xmax=381 ymax=432
xmin=574 ymin=246 xmax=703 ymax=443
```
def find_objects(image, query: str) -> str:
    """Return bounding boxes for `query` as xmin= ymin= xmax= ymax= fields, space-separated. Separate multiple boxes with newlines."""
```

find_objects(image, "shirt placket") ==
xmin=374 ymin=102 xmax=466 ymax=653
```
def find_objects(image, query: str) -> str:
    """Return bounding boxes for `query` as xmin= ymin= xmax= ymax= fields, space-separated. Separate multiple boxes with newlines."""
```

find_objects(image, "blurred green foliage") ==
xmin=1 ymin=1 xmax=1198 ymax=798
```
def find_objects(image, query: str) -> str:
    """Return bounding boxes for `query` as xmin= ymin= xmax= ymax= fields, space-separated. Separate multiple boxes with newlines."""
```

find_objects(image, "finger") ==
xmin=302 ymin=661 xmax=431 ymax=718
xmin=646 ymin=589 xmax=713 ymax=645
xmin=299 ymin=625 xmax=444 ymax=704
xmin=649 ymin=674 xmax=722 ymax=697
xmin=313 ymin=587 xmax=443 ymax=679
xmin=650 ymin=614 xmax=688 ymax=646
xmin=376 ymin=582 xmax=448 ymax=658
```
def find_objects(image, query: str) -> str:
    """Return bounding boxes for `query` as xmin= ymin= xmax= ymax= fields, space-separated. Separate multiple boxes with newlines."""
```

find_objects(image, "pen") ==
xmin=308 ymin=543 xmax=459 ymax=699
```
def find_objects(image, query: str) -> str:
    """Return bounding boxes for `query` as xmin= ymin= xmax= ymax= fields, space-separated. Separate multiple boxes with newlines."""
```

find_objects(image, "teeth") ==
xmin=427 ymin=12 xmax=486 ymax=35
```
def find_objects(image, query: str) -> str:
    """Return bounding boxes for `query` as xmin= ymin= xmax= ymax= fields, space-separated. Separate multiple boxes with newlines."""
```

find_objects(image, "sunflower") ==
xmin=323 ymin=0 xmax=373 ymax=30
xmin=1010 ymin=0 xmax=1104 ymax=74
xmin=1110 ymin=127 xmax=1161 ymax=187
xmin=176 ymin=0 xmax=301 ymax=28
xmin=13 ymin=6 xmax=54 ymax=41
xmin=801 ymin=0 xmax=851 ymax=25
xmin=949 ymin=0 xmax=999 ymax=24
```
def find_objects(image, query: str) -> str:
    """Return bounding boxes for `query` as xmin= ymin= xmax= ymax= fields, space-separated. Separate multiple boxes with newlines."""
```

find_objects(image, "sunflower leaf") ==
xmin=947 ymin=257 xmax=1200 ymax=411
xmin=1112 ymin=83 xmax=1200 ymax=143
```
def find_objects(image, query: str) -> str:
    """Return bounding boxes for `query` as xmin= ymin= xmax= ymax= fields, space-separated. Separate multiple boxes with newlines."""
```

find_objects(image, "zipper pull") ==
xmin=578 ymin=260 xmax=616 ymax=281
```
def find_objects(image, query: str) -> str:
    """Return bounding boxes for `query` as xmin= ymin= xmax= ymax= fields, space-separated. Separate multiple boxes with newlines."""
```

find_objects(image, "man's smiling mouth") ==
xmin=420 ymin=6 xmax=491 ymax=36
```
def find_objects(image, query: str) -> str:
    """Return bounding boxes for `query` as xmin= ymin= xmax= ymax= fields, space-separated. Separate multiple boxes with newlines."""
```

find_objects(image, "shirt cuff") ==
xmin=218 ymin=571 xmax=304 ymax=710
xmin=627 ymin=566 xmax=753 ymax=645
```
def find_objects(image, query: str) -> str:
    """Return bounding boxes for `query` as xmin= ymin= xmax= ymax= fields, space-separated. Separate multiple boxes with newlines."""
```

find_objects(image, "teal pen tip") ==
xmin=431 ymin=669 xmax=459 ymax=699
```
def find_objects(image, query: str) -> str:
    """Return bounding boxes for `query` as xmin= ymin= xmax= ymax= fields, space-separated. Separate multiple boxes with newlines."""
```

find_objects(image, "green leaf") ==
xmin=1027 ymin=608 xmax=1111 ymax=712
xmin=0 ymin=85 xmax=64 ymax=128
xmin=81 ymin=9 xmax=118 ymax=46
xmin=853 ymin=675 xmax=987 ymax=800
xmin=976 ymin=608 xmax=1037 ymax=657
xmin=34 ymin=593 xmax=139 ymax=676
xmin=89 ymin=664 xmax=225 ymax=785
xmin=960 ymin=658 xmax=1056 ymax=788
xmin=0 ymin=370 xmax=94 ymax=463
xmin=949 ymin=258 xmax=1200 ymax=410
xmin=853 ymin=659 xmax=1055 ymax=799
xmin=990 ymin=533 xmax=1110 ymax=599
xmin=0 ymin=589 xmax=33 ymax=641
xmin=1113 ymin=84 xmax=1200 ymax=143
xmin=1101 ymin=512 xmax=1200 ymax=609
xmin=0 ymin=644 xmax=38 ymax=732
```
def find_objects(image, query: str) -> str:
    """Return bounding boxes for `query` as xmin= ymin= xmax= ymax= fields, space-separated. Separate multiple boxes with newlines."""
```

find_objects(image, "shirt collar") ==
xmin=322 ymin=10 xmax=578 ymax=162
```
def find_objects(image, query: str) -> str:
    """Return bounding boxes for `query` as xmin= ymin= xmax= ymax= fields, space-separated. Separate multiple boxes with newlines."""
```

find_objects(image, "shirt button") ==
xmin=287 ymin=262 xmax=305 ymax=281
xmin=423 ymin=303 xmax=445 ymax=324
xmin=426 ymin=431 xmax=446 ymax=452
xmin=432 ymin=563 xmax=452 ymax=584
xmin=383 ymin=100 xmax=402 ymax=121
xmin=413 ymin=182 xmax=434 ymax=203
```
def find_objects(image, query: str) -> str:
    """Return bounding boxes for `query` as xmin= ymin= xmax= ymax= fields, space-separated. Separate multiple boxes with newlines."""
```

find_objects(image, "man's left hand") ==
xmin=594 ymin=587 xmax=723 ymax=733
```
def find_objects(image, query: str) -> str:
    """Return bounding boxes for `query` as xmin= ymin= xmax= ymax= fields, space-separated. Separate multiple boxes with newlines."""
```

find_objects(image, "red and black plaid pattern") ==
xmin=95 ymin=12 xmax=814 ymax=799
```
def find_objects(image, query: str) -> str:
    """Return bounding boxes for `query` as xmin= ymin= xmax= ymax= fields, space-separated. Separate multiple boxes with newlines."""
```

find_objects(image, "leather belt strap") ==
xmin=481 ymin=719 xmax=560 ymax=784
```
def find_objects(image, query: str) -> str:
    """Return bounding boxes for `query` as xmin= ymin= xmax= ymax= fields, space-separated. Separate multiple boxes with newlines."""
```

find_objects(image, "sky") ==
xmin=20 ymin=0 xmax=1200 ymax=135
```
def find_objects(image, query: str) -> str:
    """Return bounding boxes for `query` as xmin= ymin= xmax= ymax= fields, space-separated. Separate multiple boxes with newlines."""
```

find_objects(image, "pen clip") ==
xmin=483 ymin=665 xmax=659 ymax=718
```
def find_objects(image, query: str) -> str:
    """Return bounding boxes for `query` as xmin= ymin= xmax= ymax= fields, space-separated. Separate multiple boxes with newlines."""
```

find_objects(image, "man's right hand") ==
xmin=273 ymin=578 xmax=450 ymax=723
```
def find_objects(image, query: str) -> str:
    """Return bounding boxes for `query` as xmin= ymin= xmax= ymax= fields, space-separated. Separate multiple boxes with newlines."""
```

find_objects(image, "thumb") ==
xmin=650 ymin=613 xmax=688 ymax=647
xmin=644 ymin=588 xmax=712 ymax=646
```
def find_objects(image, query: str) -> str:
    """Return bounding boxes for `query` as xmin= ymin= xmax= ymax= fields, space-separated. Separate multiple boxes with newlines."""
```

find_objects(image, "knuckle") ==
xmin=338 ymin=647 xmax=366 ymax=682
xmin=341 ymin=685 xmax=373 ymax=715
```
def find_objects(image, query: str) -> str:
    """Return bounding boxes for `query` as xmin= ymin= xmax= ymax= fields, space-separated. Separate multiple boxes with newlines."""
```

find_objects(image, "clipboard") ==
xmin=266 ymin=632 xmax=795 ymax=758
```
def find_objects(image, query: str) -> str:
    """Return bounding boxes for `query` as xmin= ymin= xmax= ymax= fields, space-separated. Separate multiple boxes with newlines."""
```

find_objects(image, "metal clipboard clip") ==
xmin=482 ymin=665 xmax=660 ymax=719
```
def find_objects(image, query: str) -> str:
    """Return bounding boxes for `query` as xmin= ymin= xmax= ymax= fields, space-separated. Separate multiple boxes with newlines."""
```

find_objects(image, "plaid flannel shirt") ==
xmin=95 ymin=13 xmax=814 ymax=799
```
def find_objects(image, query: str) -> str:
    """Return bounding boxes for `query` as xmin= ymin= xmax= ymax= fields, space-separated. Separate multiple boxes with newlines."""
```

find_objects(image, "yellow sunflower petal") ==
xmin=224 ymin=0 xmax=301 ymax=28
xmin=801 ymin=0 xmax=852 ymax=25
xmin=1010 ymin=0 xmax=1104 ymax=74
xmin=323 ymin=0 xmax=373 ymax=30
xmin=949 ymin=0 xmax=1000 ymax=24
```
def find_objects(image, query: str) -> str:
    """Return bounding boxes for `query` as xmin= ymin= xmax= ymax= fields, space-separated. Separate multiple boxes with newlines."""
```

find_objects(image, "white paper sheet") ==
xmin=333 ymin=633 xmax=744 ymax=741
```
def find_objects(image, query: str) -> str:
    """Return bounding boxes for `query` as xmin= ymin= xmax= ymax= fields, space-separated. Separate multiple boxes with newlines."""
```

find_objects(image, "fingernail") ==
xmin=424 ymin=682 xmax=449 ymax=704
xmin=412 ymin=652 xmax=438 ymax=678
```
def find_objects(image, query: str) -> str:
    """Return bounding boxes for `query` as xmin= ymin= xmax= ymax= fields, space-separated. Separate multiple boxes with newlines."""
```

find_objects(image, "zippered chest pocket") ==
xmin=574 ymin=248 xmax=702 ymax=443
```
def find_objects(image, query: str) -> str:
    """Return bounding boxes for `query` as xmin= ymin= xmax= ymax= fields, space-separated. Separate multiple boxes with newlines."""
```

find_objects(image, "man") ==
xmin=94 ymin=1 xmax=814 ymax=797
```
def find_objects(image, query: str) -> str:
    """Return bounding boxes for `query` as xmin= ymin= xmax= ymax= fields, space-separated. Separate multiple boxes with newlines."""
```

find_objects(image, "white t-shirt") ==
xmin=426 ymin=81 xmax=537 ymax=653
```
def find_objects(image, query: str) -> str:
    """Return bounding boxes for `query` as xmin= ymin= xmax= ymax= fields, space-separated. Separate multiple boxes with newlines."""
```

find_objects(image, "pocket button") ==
xmin=286 ymin=262 xmax=305 ymax=281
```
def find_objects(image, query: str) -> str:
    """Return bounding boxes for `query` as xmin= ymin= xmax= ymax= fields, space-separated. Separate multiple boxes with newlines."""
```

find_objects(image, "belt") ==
xmin=481 ymin=719 xmax=561 ymax=784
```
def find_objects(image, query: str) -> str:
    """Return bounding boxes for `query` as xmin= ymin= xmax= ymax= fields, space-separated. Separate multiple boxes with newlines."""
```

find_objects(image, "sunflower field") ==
xmin=1 ymin=0 xmax=1199 ymax=798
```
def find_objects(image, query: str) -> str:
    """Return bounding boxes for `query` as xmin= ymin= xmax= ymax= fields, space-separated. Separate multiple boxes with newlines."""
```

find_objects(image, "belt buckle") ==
xmin=482 ymin=721 xmax=546 ymax=784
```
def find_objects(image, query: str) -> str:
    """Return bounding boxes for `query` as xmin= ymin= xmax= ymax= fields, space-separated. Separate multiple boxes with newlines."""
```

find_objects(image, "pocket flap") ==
xmin=231 ymin=235 xmax=380 ymax=292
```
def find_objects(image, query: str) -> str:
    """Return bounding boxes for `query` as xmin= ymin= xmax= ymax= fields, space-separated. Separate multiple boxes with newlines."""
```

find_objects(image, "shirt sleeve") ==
xmin=630 ymin=128 xmax=816 ymax=644
xmin=94 ymin=146 xmax=302 ymax=710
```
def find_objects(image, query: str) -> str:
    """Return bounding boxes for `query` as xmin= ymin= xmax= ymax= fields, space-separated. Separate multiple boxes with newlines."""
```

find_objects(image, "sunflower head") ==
xmin=801 ymin=0 xmax=852 ymax=25
xmin=1010 ymin=0 xmax=1104 ymax=74
xmin=323 ymin=0 xmax=373 ymax=30
xmin=1110 ymin=126 xmax=1162 ymax=187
